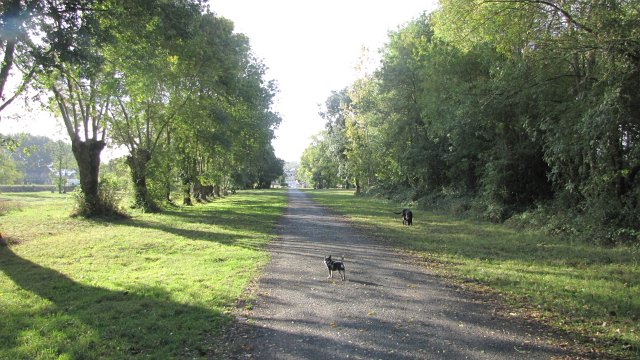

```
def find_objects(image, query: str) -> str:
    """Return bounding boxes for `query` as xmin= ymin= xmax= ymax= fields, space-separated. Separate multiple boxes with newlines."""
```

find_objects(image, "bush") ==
xmin=72 ymin=175 xmax=128 ymax=218
xmin=505 ymin=194 xmax=640 ymax=245
xmin=370 ymin=183 xmax=639 ymax=246
xmin=480 ymin=202 xmax=510 ymax=223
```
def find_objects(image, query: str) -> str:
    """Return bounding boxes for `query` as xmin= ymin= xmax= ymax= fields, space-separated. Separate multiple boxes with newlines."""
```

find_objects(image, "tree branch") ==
xmin=51 ymin=83 xmax=77 ymax=141
xmin=479 ymin=0 xmax=594 ymax=33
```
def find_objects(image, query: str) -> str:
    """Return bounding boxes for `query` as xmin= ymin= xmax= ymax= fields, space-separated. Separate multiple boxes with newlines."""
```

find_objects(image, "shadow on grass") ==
xmin=0 ymin=248 xmax=231 ymax=358
xmin=90 ymin=191 xmax=287 ymax=251
xmin=121 ymin=217 xmax=253 ymax=246
xmin=81 ymin=209 xmax=278 ymax=251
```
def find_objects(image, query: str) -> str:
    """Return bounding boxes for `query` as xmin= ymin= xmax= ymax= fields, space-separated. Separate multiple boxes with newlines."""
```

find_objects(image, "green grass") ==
xmin=305 ymin=189 xmax=640 ymax=359
xmin=0 ymin=190 xmax=286 ymax=359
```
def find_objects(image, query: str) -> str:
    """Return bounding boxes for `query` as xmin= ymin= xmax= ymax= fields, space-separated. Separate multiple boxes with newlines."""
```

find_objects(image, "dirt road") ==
xmin=238 ymin=189 xmax=575 ymax=359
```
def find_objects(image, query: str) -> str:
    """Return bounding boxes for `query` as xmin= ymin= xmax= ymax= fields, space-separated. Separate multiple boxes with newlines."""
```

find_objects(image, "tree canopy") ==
xmin=2 ymin=0 xmax=283 ymax=215
xmin=301 ymin=2 xmax=640 ymax=243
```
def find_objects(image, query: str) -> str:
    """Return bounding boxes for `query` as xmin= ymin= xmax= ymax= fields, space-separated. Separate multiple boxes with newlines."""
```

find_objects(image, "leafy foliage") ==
xmin=3 ymin=0 xmax=283 ymax=214
xmin=0 ymin=150 xmax=22 ymax=184
xmin=297 ymin=132 xmax=340 ymax=189
xmin=306 ymin=4 xmax=640 ymax=243
xmin=71 ymin=174 xmax=127 ymax=218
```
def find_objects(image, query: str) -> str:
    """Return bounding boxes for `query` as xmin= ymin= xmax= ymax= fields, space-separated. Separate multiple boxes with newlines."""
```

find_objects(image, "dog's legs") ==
xmin=328 ymin=270 xmax=332 ymax=279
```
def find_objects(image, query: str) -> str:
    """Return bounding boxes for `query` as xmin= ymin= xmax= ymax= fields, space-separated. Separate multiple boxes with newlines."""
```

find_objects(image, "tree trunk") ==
xmin=57 ymin=169 xmax=64 ymax=194
xmin=180 ymin=172 xmax=193 ymax=206
xmin=71 ymin=139 xmax=105 ymax=216
xmin=182 ymin=183 xmax=192 ymax=205
xmin=354 ymin=177 xmax=361 ymax=195
xmin=0 ymin=0 xmax=19 ymax=113
xmin=165 ymin=183 xmax=173 ymax=204
xmin=193 ymin=177 xmax=205 ymax=202
xmin=126 ymin=148 xmax=158 ymax=212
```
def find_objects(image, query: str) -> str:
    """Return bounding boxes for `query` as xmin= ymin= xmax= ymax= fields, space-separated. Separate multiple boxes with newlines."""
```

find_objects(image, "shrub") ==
xmin=72 ymin=175 xmax=128 ymax=218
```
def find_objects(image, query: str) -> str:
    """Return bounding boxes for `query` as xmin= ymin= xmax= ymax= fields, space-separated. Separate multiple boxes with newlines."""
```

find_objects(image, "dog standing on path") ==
xmin=394 ymin=209 xmax=413 ymax=226
xmin=324 ymin=255 xmax=346 ymax=281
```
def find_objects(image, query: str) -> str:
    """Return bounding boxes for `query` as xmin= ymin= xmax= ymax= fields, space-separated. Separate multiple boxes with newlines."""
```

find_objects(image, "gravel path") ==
xmin=238 ymin=189 xmax=576 ymax=359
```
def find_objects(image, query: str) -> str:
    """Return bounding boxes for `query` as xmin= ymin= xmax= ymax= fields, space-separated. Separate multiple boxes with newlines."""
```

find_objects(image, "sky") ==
xmin=0 ymin=0 xmax=439 ymax=163
xmin=210 ymin=0 xmax=439 ymax=162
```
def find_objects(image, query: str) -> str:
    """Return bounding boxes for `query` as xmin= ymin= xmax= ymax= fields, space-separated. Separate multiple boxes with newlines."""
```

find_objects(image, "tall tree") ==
xmin=374 ymin=16 xmax=451 ymax=197
xmin=435 ymin=0 xmax=640 ymax=226
xmin=321 ymin=89 xmax=353 ymax=188
xmin=46 ymin=55 xmax=115 ymax=215
xmin=297 ymin=132 xmax=340 ymax=189
xmin=9 ymin=0 xmax=120 ymax=215
xmin=106 ymin=0 xmax=203 ymax=211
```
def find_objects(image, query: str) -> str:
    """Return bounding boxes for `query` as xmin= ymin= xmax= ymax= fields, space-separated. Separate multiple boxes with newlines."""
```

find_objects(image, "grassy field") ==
xmin=305 ymin=189 xmax=639 ymax=359
xmin=2 ymin=188 xmax=638 ymax=358
xmin=0 ymin=190 xmax=286 ymax=359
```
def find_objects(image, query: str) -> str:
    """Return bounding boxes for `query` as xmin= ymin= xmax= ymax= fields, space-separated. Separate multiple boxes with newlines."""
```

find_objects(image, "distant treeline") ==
xmin=0 ymin=134 xmax=77 ymax=187
xmin=298 ymin=2 xmax=640 ymax=244
xmin=0 ymin=185 xmax=76 ymax=193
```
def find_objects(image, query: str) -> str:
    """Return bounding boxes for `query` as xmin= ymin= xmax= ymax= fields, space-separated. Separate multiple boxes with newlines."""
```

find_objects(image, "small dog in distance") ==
xmin=324 ymin=255 xmax=346 ymax=281
xmin=394 ymin=209 xmax=413 ymax=226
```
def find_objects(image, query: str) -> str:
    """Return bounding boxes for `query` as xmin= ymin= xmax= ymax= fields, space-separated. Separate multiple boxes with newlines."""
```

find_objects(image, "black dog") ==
xmin=324 ymin=255 xmax=346 ymax=281
xmin=394 ymin=208 xmax=413 ymax=226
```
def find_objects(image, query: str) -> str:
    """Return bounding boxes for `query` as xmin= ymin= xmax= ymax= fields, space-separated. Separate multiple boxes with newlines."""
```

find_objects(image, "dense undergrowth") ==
xmin=366 ymin=185 xmax=640 ymax=247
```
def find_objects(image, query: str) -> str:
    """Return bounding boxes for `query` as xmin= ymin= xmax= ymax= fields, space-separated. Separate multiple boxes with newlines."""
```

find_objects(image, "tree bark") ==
xmin=180 ymin=172 xmax=193 ymax=206
xmin=193 ymin=177 xmax=205 ymax=202
xmin=71 ymin=138 xmax=105 ymax=216
xmin=0 ymin=0 xmax=20 ymax=113
xmin=57 ymin=158 xmax=64 ymax=194
xmin=126 ymin=148 xmax=158 ymax=212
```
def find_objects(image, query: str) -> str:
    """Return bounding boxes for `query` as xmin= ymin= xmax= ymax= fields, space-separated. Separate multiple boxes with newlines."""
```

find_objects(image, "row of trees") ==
xmin=298 ymin=1 xmax=639 ymax=242
xmin=1 ymin=0 xmax=283 ymax=215
xmin=0 ymin=134 xmax=76 ymax=191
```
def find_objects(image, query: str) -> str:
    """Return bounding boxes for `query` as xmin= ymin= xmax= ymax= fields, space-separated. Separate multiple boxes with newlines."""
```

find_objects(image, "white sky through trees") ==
xmin=211 ymin=1 xmax=438 ymax=162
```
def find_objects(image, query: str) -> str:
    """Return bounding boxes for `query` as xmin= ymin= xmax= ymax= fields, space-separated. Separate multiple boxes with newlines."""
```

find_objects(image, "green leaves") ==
xmin=302 ymin=1 xmax=639 ymax=240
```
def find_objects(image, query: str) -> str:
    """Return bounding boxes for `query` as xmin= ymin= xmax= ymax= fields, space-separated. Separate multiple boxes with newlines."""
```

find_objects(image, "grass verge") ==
xmin=0 ymin=190 xmax=286 ymax=359
xmin=305 ymin=189 xmax=639 ymax=359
